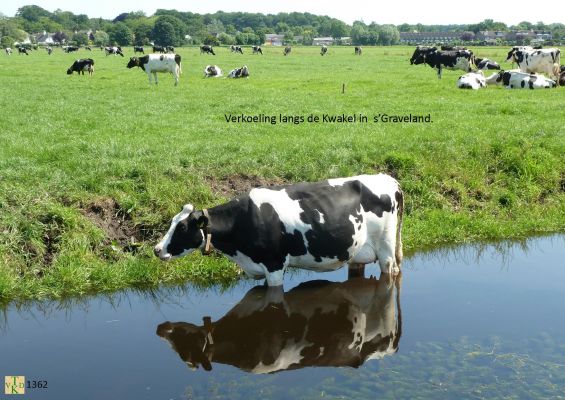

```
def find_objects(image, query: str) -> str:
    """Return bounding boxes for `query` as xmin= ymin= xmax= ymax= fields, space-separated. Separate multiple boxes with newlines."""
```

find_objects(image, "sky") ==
xmin=1 ymin=0 xmax=563 ymax=26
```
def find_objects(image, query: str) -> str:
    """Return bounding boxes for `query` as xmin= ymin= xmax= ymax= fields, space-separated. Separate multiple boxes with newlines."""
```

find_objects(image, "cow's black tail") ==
xmin=395 ymin=188 xmax=404 ymax=266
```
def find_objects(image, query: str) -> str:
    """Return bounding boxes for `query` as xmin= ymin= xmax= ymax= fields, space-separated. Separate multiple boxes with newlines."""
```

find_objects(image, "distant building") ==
xmin=264 ymin=34 xmax=284 ymax=46
xmin=313 ymin=37 xmax=334 ymax=45
xmin=399 ymin=31 xmax=462 ymax=45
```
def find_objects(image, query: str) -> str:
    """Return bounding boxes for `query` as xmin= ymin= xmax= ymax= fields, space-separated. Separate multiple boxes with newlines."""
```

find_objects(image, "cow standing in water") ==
xmin=155 ymin=174 xmax=403 ymax=286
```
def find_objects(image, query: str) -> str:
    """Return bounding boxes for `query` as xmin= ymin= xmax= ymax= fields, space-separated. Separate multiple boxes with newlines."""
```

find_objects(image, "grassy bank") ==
xmin=0 ymin=45 xmax=563 ymax=303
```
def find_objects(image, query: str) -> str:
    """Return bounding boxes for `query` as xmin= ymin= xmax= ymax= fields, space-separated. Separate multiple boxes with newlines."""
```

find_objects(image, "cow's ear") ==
xmin=196 ymin=214 xmax=208 ymax=229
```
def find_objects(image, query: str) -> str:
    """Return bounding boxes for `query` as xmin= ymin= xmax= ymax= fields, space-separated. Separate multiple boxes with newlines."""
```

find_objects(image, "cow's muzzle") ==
xmin=154 ymin=246 xmax=172 ymax=261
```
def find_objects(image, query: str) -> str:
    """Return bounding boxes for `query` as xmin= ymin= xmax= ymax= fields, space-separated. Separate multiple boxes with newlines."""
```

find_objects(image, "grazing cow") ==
xmin=18 ymin=47 xmax=29 ymax=55
xmin=66 ymin=58 xmax=94 ymax=76
xmin=410 ymin=46 xmax=475 ymax=78
xmin=134 ymin=46 xmax=144 ymax=54
xmin=457 ymin=70 xmax=486 ymax=90
xmin=355 ymin=46 xmax=362 ymax=56
xmin=5 ymin=47 xmax=12 ymax=55
xmin=283 ymin=46 xmax=291 ymax=56
xmin=227 ymin=65 xmax=249 ymax=78
xmin=154 ymin=174 xmax=404 ymax=286
xmin=230 ymin=45 xmax=244 ymax=54
xmin=320 ymin=45 xmax=328 ymax=56
xmin=166 ymin=46 xmax=175 ymax=53
xmin=105 ymin=46 xmax=124 ymax=57
xmin=157 ymin=273 xmax=402 ymax=372
xmin=506 ymin=47 xmax=561 ymax=78
xmin=46 ymin=46 xmax=53 ymax=55
xmin=204 ymin=65 xmax=223 ymax=77
xmin=127 ymin=54 xmax=182 ymax=86
xmin=85 ymin=46 xmax=92 ymax=51
xmin=252 ymin=45 xmax=263 ymax=55
xmin=64 ymin=45 xmax=79 ymax=53
xmin=200 ymin=45 xmax=215 ymax=55
xmin=486 ymin=70 xmax=557 ymax=89
xmin=475 ymin=57 xmax=501 ymax=70
xmin=152 ymin=45 xmax=165 ymax=53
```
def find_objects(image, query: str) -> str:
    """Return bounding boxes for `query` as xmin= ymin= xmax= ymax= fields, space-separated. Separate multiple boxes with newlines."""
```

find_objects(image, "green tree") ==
xmin=378 ymin=25 xmax=400 ymax=45
xmin=109 ymin=22 xmax=133 ymax=46
xmin=152 ymin=20 xmax=175 ymax=46
xmin=71 ymin=32 xmax=89 ymax=46
xmin=93 ymin=30 xmax=109 ymax=46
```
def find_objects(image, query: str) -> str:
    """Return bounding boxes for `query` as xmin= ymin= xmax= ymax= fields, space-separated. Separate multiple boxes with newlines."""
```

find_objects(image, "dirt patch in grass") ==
xmin=82 ymin=198 xmax=141 ymax=252
xmin=206 ymin=174 xmax=288 ymax=197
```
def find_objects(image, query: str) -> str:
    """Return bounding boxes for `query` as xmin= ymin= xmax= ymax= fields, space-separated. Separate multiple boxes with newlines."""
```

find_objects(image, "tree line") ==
xmin=1 ymin=5 xmax=564 ymax=48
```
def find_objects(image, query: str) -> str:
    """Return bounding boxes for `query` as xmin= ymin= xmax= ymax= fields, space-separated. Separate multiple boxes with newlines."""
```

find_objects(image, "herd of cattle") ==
xmin=409 ymin=45 xmax=564 ymax=89
xmin=4 ymin=43 xmax=564 ymax=88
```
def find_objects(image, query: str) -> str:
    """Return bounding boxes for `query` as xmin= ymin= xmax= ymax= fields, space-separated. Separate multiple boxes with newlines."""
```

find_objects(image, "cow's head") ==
xmin=154 ymin=204 xmax=208 ymax=261
xmin=157 ymin=321 xmax=213 ymax=371
xmin=410 ymin=46 xmax=435 ymax=65
xmin=126 ymin=57 xmax=140 ymax=68
xmin=66 ymin=67 xmax=73 ymax=75
xmin=506 ymin=47 xmax=521 ymax=62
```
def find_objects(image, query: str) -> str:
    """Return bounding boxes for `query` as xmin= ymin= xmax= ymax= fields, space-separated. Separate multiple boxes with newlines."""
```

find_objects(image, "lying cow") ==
xmin=486 ymin=70 xmax=557 ymax=89
xmin=475 ymin=57 xmax=500 ymax=70
xmin=200 ymin=45 xmax=215 ymax=55
xmin=5 ymin=47 xmax=12 ymax=55
xmin=127 ymin=54 xmax=182 ymax=86
xmin=227 ymin=65 xmax=249 ymax=78
xmin=134 ymin=46 xmax=144 ymax=54
xmin=457 ymin=71 xmax=486 ymax=90
xmin=283 ymin=46 xmax=291 ymax=56
xmin=157 ymin=273 xmax=402 ymax=372
xmin=506 ymin=47 xmax=561 ymax=78
xmin=410 ymin=46 xmax=474 ymax=78
xmin=252 ymin=45 xmax=263 ymax=55
xmin=355 ymin=46 xmax=362 ymax=56
xmin=105 ymin=46 xmax=124 ymax=57
xmin=321 ymin=45 xmax=328 ymax=56
xmin=204 ymin=65 xmax=222 ymax=77
xmin=154 ymin=174 xmax=404 ymax=286
xmin=66 ymin=58 xmax=94 ymax=76
xmin=230 ymin=45 xmax=243 ymax=54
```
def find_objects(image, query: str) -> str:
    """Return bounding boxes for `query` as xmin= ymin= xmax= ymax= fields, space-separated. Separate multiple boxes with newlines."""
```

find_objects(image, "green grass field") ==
xmin=0 ymin=45 xmax=564 ymax=302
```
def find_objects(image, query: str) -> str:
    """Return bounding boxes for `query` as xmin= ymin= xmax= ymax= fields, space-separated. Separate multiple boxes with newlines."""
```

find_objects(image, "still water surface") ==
xmin=1 ymin=235 xmax=564 ymax=399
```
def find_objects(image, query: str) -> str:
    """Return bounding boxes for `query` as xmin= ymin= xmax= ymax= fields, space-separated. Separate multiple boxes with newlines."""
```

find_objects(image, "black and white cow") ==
xmin=560 ymin=71 xmax=565 ymax=87
xmin=85 ymin=46 xmax=92 ymax=51
xmin=200 ymin=45 xmax=215 ymax=55
xmin=166 ymin=46 xmax=175 ymax=53
xmin=410 ymin=46 xmax=475 ymax=78
xmin=46 ymin=46 xmax=53 ymax=55
xmin=475 ymin=57 xmax=501 ymax=70
xmin=486 ymin=70 xmax=557 ymax=89
xmin=204 ymin=65 xmax=223 ymax=77
xmin=252 ymin=45 xmax=263 ymax=55
xmin=506 ymin=47 xmax=561 ymax=78
xmin=134 ymin=46 xmax=144 ymax=54
xmin=105 ymin=46 xmax=124 ymax=57
xmin=5 ymin=47 xmax=12 ymax=55
xmin=440 ymin=45 xmax=467 ymax=51
xmin=64 ymin=45 xmax=79 ymax=53
xmin=320 ymin=45 xmax=328 ymax=56
xmin=230 ymin=45 xmax=244 ymax=54
xmin=157 ymin=273 xmax=402 ymax=372
xmin=18 ymin=47 xmax=29 ymax=55
xmin=154 ymin=174 xmax=404 ymax=286
xmin=457 ymin=70 xmax=486 ymax=90
xmin=66 ymin=58 xmax=94 ymax=76
xmin=283 ymin=46 xmax=292 ymax=56
xmin=127 ymin=54 xmax=182 ymax=86
xmin=152 ymin=45 xmax=166 ymax=53
xmin=355 ymin=46 xmax=362 ymax=56
xmin=227 ymin=65 xmax=249 ymax=78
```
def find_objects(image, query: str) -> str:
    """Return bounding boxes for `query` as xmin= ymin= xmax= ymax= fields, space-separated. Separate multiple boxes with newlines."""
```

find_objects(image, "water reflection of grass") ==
xmin=182 ymin=334 xmax=565 ymax=399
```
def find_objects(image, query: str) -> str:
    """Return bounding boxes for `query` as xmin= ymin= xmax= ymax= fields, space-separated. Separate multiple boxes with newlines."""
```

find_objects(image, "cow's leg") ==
xmin=154 ymin=72 xmax=158 ymax=85
xmin=348 ymin=263 xmax=365 ymax=279
xmin=437 ymin=66 xmax=442 ymax=79
xmin=264 ymin=268 xmax=285 ymax=287
xmin=376 ymin=229 xmax=399 ymax=276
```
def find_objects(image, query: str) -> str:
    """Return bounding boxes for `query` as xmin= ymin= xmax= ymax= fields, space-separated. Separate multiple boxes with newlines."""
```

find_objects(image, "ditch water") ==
xmin=1 ymin=235 xmax=564 ymax=399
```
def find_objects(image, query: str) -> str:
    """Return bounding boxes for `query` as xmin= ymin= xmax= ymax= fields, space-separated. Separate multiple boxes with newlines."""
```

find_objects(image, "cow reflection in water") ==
xmin=156 ymin=273 xmax=402 ymax=373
